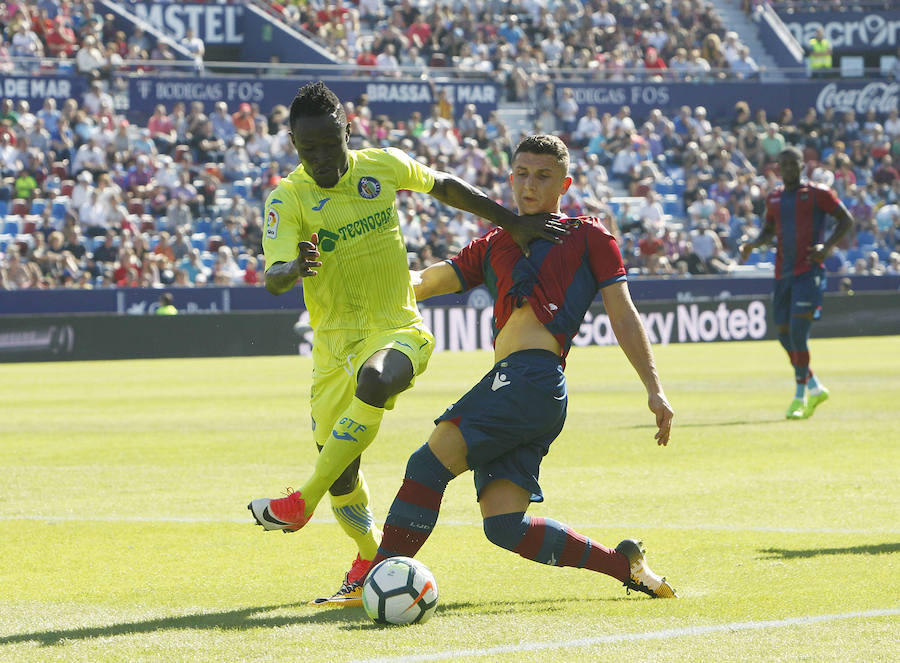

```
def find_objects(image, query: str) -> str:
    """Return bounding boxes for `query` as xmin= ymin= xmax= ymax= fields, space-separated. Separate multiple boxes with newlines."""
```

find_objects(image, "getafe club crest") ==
xmin=358 ymin=176 xmax=381 ymax=199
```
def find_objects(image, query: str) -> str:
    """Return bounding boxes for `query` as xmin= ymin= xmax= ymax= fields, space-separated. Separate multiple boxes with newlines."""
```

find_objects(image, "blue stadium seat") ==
xmin=30 ymin=199 xmax=47 ymax=215
xmin=191 ymin=233 xmax=207 ymax=250
xmin=237 ymin=254 xmax=249 ymax=269
xmin=194 ymin=218 xmax=212 ymax=234
xmin=51 ymin=199 xmax=68 ymax=220
xmin=3 ymin=218 xmax=20 ymax=235
xmin=233 ymin=180 xmax=249 ymax=198
xmin=201 ymin=252 xmax=215 ymax=269
xmin=0 ymin=200 xmax=7 ymax=216
xmin=845 ymin=248 xmax=863 ymax=264
xmin=663 ymin=200 xmax=682 ymax=217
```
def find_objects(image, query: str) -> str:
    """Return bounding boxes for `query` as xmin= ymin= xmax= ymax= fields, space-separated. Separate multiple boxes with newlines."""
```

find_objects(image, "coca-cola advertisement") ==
xmin=815 ymin=82 xmax=900 ymax=115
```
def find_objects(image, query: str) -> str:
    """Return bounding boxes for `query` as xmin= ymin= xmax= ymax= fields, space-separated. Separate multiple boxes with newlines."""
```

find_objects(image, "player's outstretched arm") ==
xmin=601 ymin=281 xmax=673 ymax=446
xmin=264 ymin=233 xmax=321 ymax=295
xmin=428 ymin=172 xmax=569 ymax=256
xmin=410 ymin=262 xmax=462 ymax=301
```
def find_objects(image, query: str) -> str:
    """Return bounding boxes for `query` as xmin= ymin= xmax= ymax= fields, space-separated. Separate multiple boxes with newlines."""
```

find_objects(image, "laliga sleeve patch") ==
xmin=266 ymin=207 xmax=279 ymax=238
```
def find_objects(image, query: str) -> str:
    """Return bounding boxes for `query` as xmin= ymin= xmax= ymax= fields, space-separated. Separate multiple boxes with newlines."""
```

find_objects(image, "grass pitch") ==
xmin=1 ymin=337 xmax=898 ymax=662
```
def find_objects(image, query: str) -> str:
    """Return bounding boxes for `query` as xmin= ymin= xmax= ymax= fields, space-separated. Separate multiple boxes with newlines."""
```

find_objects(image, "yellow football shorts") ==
xmin=310 ymin=324 xmax=434 ymax=446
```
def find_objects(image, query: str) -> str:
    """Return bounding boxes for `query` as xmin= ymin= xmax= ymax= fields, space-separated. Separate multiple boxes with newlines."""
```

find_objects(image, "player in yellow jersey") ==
xmin=248 ymin=81 xmax=569 ymax=606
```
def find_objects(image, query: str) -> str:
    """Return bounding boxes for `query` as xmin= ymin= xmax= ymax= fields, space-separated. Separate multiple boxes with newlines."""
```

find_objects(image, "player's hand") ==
xmin=296 ymin=233 xmax=321 ymax=277
xmin=808 ymin=243 xmax=828 ymax=264
xmin=648 ymin=391 xmax=674 ymax=447
xmin=738 ymin=242 xmax=753 ymax=263
xmin=507 ymin=213 xmax=571 ymax=257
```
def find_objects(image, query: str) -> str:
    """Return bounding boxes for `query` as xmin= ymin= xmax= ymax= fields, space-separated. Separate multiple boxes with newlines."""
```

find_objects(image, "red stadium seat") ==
xmin=60 ymin=180 xmax=75 ymax=197
xmin=128 ymin=200 xmax=146 ymax=215
xmin=207 ymin=235 xmax=223 ymax=252
xmin=52 ymin=162 xmax=68 ymax=179
xmin=140 ymin=215 xmax=156 ymax=232
xmin=22 ymin=217 xmax=39 ymax=234
xmin=11 ymin=198 xmax=28 ymax=216
xmin=174 ymin=145 xmax=190 ymax=162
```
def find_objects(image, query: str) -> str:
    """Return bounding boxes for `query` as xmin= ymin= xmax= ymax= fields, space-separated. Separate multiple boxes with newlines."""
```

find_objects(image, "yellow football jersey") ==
xmin=263 ymin=147 xmax=436 ymax=359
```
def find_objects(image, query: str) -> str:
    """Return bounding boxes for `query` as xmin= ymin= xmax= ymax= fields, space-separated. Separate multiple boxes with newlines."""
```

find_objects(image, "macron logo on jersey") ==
xmin=491 ymin=372 xmax=511 ymax=391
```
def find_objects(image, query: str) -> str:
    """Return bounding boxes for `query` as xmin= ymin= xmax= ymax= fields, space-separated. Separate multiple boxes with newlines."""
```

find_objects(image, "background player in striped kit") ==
xmin=740 ymin=147 xmax=853 ymax=419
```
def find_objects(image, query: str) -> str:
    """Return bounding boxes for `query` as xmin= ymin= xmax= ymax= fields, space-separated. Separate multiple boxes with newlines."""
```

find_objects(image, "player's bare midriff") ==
xmin=494 ymin=303 xmax=561 ymax=362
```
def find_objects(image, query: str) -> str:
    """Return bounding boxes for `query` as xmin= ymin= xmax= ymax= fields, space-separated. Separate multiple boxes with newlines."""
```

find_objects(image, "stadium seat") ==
xmin=191 ymin=233 xmax=207 ymax=250
xmin=0 ymin=234 xmax=9 ymax=252
xmin=22 ymin=217 xmax=39 ymax=234
xmin=128 ymin=200 xmax=146 ymax=215
xmin=0 ymin=200 xmax=7 ymax=216
xmin=52 ymin=162 xmax=68 ymax=179
xmin=2 ymin=218 xmax=21 ymax=235
xmin=11 ymin=199 xmax=28 ymax=216
xmin=201 ymin=252 xmax=215 ymax=268
xmin=51 ymin=197 xmax=69 ymax=220
xmin=60 ymin=180 xmax=75 ymax=197
xmin=140 ymin=217 xmax=156 ymax=232
xmin=194 ymin=218 xmax=212 ymax=234
xmin=174 ymin=145 xmax=190 ymax=162
xmin=30 ymin=199 xmax=47 ymax=215
xmin=237 ymin=254 xmax=249 ymax=269
xmin=207 ymin=235 xmax=224 ymax=252
xmin=233 ymin=179 xmax=249 ymax=198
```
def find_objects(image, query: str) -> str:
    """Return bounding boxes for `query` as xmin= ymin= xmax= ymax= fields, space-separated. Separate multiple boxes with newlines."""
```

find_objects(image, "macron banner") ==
xmin=779 ymin=11 xmax=900 ymax=52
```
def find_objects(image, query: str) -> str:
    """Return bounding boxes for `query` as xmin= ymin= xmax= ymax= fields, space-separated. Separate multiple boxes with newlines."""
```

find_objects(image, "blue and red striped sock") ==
xmin=372 ymin=444 xmax=454 ymax=566
xmin=483 ymin=512 xmax=630 ymax=582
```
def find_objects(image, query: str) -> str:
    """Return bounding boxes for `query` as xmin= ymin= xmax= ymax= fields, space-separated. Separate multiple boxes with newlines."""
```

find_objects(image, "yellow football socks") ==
xmin=301 ymin=396 xmax=384 ymax=513
xmin=330 ymin=471 xmax=382 ymax=561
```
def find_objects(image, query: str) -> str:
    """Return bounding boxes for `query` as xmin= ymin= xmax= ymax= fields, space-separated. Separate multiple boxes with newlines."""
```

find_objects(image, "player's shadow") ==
xmin=758 ymin=542 xmax=900 ymax=560
xmin=0 ymin=602 xmax=368 ymax=647
xmin=340 ymin=596 xmax=625 ymax=631
xmin=626 ymin=419 xmax=785 ymax=430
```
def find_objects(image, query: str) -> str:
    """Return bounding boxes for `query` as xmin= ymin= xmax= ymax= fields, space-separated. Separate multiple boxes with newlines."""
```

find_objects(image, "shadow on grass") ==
xmin=626 ymin=419 xmax=784 ymax=430
xmin=759 ymin=543 xmax=900 ymax=559
xmin=340 ymin=596 xmax=627 ymax=631
xmin=0 ymin=602 xmax=366 ymax=647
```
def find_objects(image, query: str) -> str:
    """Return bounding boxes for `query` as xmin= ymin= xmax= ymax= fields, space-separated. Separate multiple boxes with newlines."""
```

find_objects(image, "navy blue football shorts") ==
xmin=773 ymin=266 xmax=826 ymax=326
xmin=434 ymin=349 xmax=567 ymax=503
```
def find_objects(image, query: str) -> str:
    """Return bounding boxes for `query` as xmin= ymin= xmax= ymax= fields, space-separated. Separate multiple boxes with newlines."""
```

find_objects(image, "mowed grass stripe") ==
xmin=1 ymin=337 xmax=897 ymax=663
xmin=2 ymin=515 xmax=898 ymax=535
xmin=356 ymin=608 xmax=900 ymax=663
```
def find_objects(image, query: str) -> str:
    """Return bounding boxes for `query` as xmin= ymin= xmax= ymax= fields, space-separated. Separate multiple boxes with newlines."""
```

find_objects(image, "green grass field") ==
xmin=1 ymin=337 xmax=898 ymax=662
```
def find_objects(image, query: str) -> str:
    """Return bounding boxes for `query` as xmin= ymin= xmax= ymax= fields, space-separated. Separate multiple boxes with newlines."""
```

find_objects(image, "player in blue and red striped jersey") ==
xmin=366 ymin=135 xmax=677 ymax=599
xmin=740 ymin=147 xmax=853 ymax=420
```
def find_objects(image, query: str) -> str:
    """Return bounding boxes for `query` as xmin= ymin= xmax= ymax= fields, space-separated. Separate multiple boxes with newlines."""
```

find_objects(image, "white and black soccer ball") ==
xmin=362 ymin=557 xmax=439 ymax=625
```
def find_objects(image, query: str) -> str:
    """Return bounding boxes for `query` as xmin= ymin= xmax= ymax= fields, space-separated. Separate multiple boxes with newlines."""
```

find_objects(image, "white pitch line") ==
xmin=0 ymin=515 xmax=897 ymax=535
xmin=353 ymin=608 xmax=900 ymax=663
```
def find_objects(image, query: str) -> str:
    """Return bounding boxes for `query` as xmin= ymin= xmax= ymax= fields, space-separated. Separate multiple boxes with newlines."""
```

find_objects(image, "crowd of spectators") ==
xmin=2 ymin=75 xmax=900 ymax=292
xmin=271 ymin=0 xmax=762 ymax=91
xmin=1 ymin=0 xmax=899 ymax=290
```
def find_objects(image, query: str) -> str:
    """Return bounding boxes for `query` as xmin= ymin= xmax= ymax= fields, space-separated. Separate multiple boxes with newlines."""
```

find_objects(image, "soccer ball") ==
xmin=362 ymin=557 xmax=439 ymax=625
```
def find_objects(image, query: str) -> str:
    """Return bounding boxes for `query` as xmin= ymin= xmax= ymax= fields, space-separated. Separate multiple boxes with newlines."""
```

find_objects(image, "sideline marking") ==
xmin=355 ymin=608 xmax=900 ymax=663
xmin=0 ymin=516 xmax=897 ymax=535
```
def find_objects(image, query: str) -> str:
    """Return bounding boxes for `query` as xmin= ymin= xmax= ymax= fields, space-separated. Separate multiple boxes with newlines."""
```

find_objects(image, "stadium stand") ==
xmin=1 ymin=0 xmax=899 ymax=291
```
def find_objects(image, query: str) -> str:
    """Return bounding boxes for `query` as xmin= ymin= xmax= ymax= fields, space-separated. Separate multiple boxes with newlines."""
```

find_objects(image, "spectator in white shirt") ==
xmin=572 ymin=106 xmax=602 ymax=148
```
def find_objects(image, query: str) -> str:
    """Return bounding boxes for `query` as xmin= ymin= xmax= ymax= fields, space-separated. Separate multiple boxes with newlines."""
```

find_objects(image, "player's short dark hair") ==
xmin=779 ymin=146 xmax=804 ymax=162
xmin=289 ymin=81 xmax=346 ymax=131
xmin=513 ymin=134 xmax=570 ymax=173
